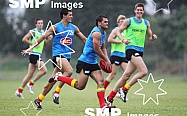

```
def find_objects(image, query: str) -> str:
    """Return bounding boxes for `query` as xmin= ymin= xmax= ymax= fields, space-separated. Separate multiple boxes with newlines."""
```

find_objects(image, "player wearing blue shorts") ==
xmin=51 ymin=15 xmax=116 ymax=111
xmin=22 ymin=8 xmax=86 ymax=110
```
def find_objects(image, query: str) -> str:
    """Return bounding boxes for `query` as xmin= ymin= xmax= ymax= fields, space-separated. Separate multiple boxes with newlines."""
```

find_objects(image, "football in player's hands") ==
xmin=99 ymin=59 xmax=112 ymax=73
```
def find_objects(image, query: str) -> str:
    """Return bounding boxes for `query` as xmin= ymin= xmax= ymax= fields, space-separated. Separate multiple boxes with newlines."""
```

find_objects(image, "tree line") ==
xmin=1 ymin=0 xmax=187 ymax=74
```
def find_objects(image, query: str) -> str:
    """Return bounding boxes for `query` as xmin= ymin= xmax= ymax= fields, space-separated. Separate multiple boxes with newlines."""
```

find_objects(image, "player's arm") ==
xmin=92 ymin=32 xmax=111 ymax=68
xmin=92 ymin=32 xmax=107 ymax=61
xmin=74 ymin=25 xmax=86 ymax=43
xmin=108 ymin=28 xmax=123 ymax=44
xmin=22 ymin=25 xmax=56 ymax=55
xmin=116 ymin=19 xmax=130 ymax=44
xmin=30 ymin=25 xmax=55 ymax=47
xmin=22 ymin=31 xmax=34 ymax=45
xmin=101 ymin=41 xmax=111 ymax=70
xmin=147 ymin=21 xmax=157 ymax=41
xmin=101 ymin=41 xmax=110 ymax=62
xmin=44 ymin=35 xmax=53 ymax=46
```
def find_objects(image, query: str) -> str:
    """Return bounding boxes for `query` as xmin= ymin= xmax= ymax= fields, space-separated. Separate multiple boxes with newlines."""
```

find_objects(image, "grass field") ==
xmin=0 ymin=69 xmax=187 ymax=116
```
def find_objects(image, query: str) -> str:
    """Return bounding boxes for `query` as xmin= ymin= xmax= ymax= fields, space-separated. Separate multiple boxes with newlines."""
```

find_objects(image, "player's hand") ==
xmin=105 ymin=60 xmax=112 ymax=71
xmin=31 ymin=42 xmax=40 ymax=48
xmin=122 ymin=39 xmax=130 ymax=45
xmin=47 ymin=35 xmax=53 ymax=40
xmin=152 ymin=34 xmax=157 ymax=40
xmin=21 ymin=49 xmax=32 ymax=56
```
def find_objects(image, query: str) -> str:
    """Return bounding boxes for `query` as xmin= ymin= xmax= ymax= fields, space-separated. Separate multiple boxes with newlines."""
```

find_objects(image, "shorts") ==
xmin=126 ymin=49 xmax=143 ymax=61
xmin=29 ymin=54 xmax=42 ymax=64
xmin=76 ymin=61 xmax=100 ymax=75
xmin=52 ymin=55 xmax=70 ymax=68
xmin=110 ymin=56 xmax=128 ymax=66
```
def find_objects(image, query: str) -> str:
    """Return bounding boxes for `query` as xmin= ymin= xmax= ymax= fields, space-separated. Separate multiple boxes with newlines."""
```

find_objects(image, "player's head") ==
xmin=134 ymin=3 xmax=144 ymax=18
xmin=117 ymin=15 xmax=126 ymax=26
xmin=96 ymin=15 xmax=108 ymax=30
xmin=35 ymin=18 xmax=43 ymax=30
xmin=60 ymin=8 xmax=73 ymax=23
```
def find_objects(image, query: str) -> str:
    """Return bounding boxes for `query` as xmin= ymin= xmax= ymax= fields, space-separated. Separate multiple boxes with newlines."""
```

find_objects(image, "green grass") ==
xmin=0 ymin=70 xmax=187 ymax=116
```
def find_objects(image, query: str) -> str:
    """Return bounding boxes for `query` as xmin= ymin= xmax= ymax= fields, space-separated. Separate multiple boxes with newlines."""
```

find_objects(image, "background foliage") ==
xmin=1 ymin=0 xmax=187 ymax=75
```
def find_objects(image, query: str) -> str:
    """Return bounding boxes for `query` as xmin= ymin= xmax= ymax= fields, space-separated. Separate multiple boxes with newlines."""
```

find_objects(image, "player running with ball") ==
xmin=51 ymin=15 xmax=116 ymax=112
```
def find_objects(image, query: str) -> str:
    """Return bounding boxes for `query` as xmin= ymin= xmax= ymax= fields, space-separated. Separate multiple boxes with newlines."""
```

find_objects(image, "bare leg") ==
xmin=21 ymin=63 xmax=36 ymax=87
xmin=113 ymin=61 xmax=136 ymax=92
xmin=32 ymin=61 xmax=47 ymax=82
xmin=127 ymin=56 xmax=148 ymax=86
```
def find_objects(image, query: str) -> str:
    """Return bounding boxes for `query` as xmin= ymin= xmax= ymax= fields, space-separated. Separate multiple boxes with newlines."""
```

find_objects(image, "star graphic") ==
xmin=150 ymin=0 xmax=173 ymax=13
xmin=20 ymin=101 xmax=42 ymax=116
xmin=134 ymin=73 xmax=167 ymax=105
xmin=27 ymin=20 xmax=75 ymax=70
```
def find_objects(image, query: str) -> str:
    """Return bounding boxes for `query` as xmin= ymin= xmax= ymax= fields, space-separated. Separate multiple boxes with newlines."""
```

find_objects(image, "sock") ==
xmin=97 ymin=88 xmax=105 ymax=108
xmin=54 ymin=86 xmax=61 ymax=94
xmin=29 ymin=80 xmax=35 ymax=86
xmin=37 ymin=94 xmax=45 ymax=102
xmin=58 ymin=76 xmax=77 ymax=88
xmin=104 ymin=79 xmax=111 ymax=89
xmin=123 ymin=83 xmax=131 ymax=91
xmin=18 ymin=86 xmax=24 ymax=93
xmin=108 ymin=90 xmax=117 ymax=101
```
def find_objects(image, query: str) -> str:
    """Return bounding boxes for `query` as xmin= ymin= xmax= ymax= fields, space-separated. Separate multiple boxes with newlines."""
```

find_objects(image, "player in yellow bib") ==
xmin=104 ymin=15 xmax=128 ymax=98
xmin=15 ymin=18 xmax=52 ymax=99
xmin=105 ymin=3 xmax=157 ymax=105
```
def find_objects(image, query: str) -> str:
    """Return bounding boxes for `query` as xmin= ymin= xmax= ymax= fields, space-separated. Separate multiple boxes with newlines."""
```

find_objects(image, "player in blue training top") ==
xmin=22 ymin=8 xmax=86 ymax=110
xmin=52 ymin=15 xmax=116 ymax=112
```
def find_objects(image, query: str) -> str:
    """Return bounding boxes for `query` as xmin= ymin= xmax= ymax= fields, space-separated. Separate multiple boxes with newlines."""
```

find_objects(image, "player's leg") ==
xmin=104 ymin=56 xmax=119 ymax=89
xmin=34 ymin=58 xmax=73 ymax=109
xmin=115 ymin=61 xmax=128 ymax=98
xmin=121 ymin=50 xmax=147 ymax=91
xmin=34 ymin=57 xmax=68 ymax=110
xmin=52 ymin=69 xmax=89 ymax=90
xmin=118 ymin=61 xmax=128 ymax=88
xmin=34 ymin=68 xmax=59 ymax=110
xmin=90 ymin=70 xmax=116 ymax=111
xmin=118 ymin=56 xmax=148 ymax=102
xmin=15 ymin=63 xmax=36 ymax=98
xmin=126 ymin=55 xmax=148 ymax=87
xmin=120 ymin=61 xmax=128 ymax=72
xmin=53 ymin=58 xmax=73 ymax=104
xmin=27 ymin=61 xmax=47 ymax=94
xmin=90 ymin=70 xmax=106 ymax=108
xmin=104 ymin=64 xmax=118 ymax=89
xmin=106 ymin=61 xmax=136 ymax=103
